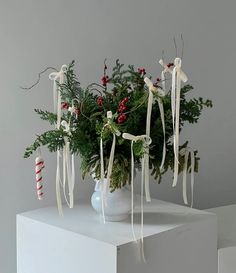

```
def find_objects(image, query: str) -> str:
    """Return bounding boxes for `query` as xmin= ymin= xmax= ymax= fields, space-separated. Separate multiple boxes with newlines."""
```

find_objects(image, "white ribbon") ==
xmin=182 ymin=149 xmax=189 ymax=205
xmin=159 ymin=59 xmax=188 ymax=83
xmin=144 ymin=77 xmax=166 ymax=197
xmin=61 ymin=120 xmax=75 ymax=209
xmin=100 ymin=135 xmax=106 ymax=223
xmin=100 ymin=111 xmax=121 ymax=223
xmin=122 ymin=133 xmax=152 ymax=262
xmin=190 ymin=150 xmax=195 ymax=208
xmin=49 ymin=65 xmax=68 ymax=215
xmin=49 ymin=64 xmax=68 ymax=129
xmin=170 ymin=58 xmax=188 ymax=187
xmin=180 ymin=147 xmax=195 ymax=207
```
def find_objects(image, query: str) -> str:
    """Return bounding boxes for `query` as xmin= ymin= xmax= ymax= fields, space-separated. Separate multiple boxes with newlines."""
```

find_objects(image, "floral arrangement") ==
xmin=24 ymin=59 xmax=212 ymax=206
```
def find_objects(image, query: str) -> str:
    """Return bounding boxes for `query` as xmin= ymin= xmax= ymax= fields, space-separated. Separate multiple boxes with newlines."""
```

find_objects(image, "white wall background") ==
xmin=0 ymin=0 xmax=236 ymax=272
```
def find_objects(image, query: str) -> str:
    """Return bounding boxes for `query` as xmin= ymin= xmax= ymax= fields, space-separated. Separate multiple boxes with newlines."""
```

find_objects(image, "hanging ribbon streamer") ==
xmin=144 ymin=77 xmax=165 ymax=198
xmin=157 ymin=99 xmax=166 ymax=171
xmin=169 ymin=58 xmax=188 ymax=187
xmin=122 ymin=132 xmax=152 ymax=262
xmin=49 ymin=64 xmax=68 ymax=215
xmin=182 ymin=149 xmax=189 ymax=205
xmin=190 ymin=150 xmax=195 ymax=208
xmin=180 ymin=147 xmax=195 ymax=207
xmin=100 ymin=111 xmax=121 ymax=223
xmin=61 ymin=120 xmax=75 ymax=209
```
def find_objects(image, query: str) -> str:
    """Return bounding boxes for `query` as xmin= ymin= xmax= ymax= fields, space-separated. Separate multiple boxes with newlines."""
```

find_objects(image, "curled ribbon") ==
xmin=49 ymin=65 xmax=68 ymax=215
xmin=122 ymin=132 xmax=152 ymax=262
xmin=100 ymin=111 xmax=121 ymax=223
xmin=144 ymin=77 xmax=166 ymax=200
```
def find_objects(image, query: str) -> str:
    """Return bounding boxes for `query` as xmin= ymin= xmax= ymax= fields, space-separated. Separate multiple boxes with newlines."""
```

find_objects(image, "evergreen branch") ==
xmin=24 ymin=129 xmax=66 ymax=158
xmin=34 ymin=109 xmax=57 ymax=125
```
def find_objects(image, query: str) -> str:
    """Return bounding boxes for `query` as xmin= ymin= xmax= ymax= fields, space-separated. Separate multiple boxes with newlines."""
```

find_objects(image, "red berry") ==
xmin=167 ymin=63 xmax=174 ymax=68
xmin=61 ymin=102 xmax=69 ymax=109
xmin=123 ymin=97 xmax=129 ymax=103
xmin=101 ymin=75 xmax=109 ymax=86
xmin=118 ymin=105 xmax=127 ymax=112
xmin=117 ymin=113 xmax=127 ymax=124
xmin=96 ymin=96 xmax=104 ymax=106
xmin=138 ymin=67 xmax=146 ymax=75
xmin=75 ymin=108 xmax=80 ymax=116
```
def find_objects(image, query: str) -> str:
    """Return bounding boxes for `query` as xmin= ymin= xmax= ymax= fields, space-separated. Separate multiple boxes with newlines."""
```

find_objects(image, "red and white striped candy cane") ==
xmin=35 ymin=156 xmax=45 ymax=200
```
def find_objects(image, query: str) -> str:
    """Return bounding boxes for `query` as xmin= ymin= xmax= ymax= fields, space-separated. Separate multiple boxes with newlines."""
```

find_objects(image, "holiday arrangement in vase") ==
xmin=23 ymin=57 xmax=212 ymax=219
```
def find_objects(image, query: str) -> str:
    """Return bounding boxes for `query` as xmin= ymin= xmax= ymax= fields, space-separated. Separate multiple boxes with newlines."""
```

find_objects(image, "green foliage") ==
xmin=24 ymin=60 xmax=212 ymax=190
xmin=34 ymin=109 xmax=57 ymax=125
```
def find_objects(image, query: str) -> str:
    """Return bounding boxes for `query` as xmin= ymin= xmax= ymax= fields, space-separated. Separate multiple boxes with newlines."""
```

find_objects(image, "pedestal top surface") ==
xmin=19 ymin=198 xmax=215 ymax=246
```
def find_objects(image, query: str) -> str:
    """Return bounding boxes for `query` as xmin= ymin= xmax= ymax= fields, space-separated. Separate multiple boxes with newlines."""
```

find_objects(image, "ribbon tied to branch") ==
xmin=144 ymin=77 xmax=166 ymax=203
xmin=122 ymin=132 xmax=152 ymax=262
xmin=100 ymin=111 xmax=121 ymax=223
xmin=49 ymin=65 xmax=68 ymax=215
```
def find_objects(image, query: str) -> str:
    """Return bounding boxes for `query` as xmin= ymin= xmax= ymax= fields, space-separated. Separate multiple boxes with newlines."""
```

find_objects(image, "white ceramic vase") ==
xmin=91 ymin=179 xmax=131 ymax=222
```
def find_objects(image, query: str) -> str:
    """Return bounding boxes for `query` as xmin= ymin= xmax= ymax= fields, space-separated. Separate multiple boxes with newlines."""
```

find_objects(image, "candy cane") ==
xmin=35 ymin=156 xmax=45 ymax=200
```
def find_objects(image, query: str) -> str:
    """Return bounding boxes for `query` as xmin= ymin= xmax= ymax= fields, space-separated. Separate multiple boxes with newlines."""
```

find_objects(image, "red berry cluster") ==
xmin=138 ymin=67 xmax=146 ymax=75
xmin=117 ymin=97 xmax=128 ymax=123
xmin=118 ymin=97 xmax=128 ymax=112
xmin=61 ymin=102 xmax=69 ymax=109
xmin=167 ymin=62 xmax=174 ymax=68
xmin=97 ymin=96 xmax=104 ymax=106
xmin=101 ymin=75 xmax=109 ymax=87
xmin=154 ymin=77 xmax=161 ymax=88
xmin=117 ymin=113 xmax=127 ymax=124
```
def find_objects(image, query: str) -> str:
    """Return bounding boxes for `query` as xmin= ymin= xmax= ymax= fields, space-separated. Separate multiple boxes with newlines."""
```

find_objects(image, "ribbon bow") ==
xmin=123 ymin=132 xmax=152 ymax=262
xmin=159 ymin=59 xmax=188 ymax=83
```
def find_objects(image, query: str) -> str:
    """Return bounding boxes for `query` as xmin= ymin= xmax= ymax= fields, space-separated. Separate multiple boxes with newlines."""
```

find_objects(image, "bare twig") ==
xmin=20 ymin=66 xmax=58 ymax=90
xmin=173 ymin=37 xmax=178 ymax=58
xmin=181 ymin=33 xmax=184 ymax=60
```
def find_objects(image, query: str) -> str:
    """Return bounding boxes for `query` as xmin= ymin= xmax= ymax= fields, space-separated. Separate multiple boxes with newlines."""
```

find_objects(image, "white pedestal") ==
xmin=17 ymin=198 xmax=217 ymax=273
xmin=208 ymin=205 xmax=236 ymax=273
